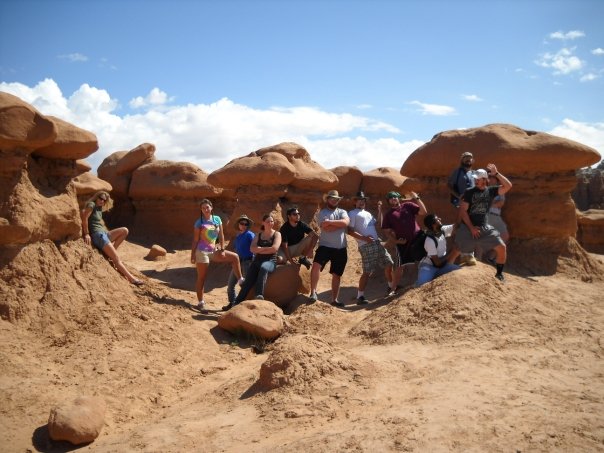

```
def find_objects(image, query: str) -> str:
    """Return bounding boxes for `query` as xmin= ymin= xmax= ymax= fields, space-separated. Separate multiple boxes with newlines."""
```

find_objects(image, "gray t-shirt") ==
xmin=317 ymin=207 xmax=348 ymax=249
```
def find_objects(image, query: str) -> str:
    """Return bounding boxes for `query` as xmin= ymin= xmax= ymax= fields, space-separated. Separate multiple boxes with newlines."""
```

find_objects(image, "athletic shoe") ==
xmin=237 ymin=277 xmax=245 ymax=286
xmin=197 ymin=300 xmax=206 ymax=310
xmin=332 ymin=300 xmax=345 ymax=308
xmin=386 ymin=286 xmax=396 ymax=297
xmin=255 ymin=295 xmax=264 ymax=300
xmin=298 ymin=256 xmax=312 ymax=270
xmin=309 ymin=291 xmax=318 ymax=302
xmin=459 ymin=255 xmax=477 ymax=266
xmin=495 ymin=273 xmax=505 ymax=282
xmin=356 ymin=296 xmax=368 ymax=305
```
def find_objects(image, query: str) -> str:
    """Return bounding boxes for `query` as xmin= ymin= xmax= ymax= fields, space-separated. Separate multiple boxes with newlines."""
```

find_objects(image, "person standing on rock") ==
xmin=225 ymin=214 xmax=255 ymax=309
xmin=347 ymin=191 xmax=394 ymax=305
xmin=381 ymin=190 xmax=427 ymax=294
xmin=191 ymin=199 xmax=244 ymax=311
xmin=278 ymin=206 xmax=318 ymax=269
xmin=81 ymin=191 xmax=143 ymax=286
xmin=231 ymin=213 xmax=282 ymax=307
xmin=309 ymin=190 xmax=350 ymax=307
xmin=448 ymin=151 xmax=477 ymax=266
xmin=455 ymin=164 xmax=512 ymax=282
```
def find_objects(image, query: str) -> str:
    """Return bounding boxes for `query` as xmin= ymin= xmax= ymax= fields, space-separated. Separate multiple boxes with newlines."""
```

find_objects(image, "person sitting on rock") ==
xmin=81 ymin=191 xmax=143 ymax=286
xmin=225 ymin=214 xmax=255 ymax=309
xmin=231 ymin=213 xmax=282 ymax=306
xmin=483 ymin=173 xmax=510 ymax=264
xmin=416 ymin=213 xmax=460 ymax=287
xmin=278 ymin=206 xmax=318 ymax=269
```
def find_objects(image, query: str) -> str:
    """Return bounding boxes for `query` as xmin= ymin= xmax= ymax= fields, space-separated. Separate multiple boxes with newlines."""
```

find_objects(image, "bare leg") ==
xmin=108 ymin=227 xmax=129 ymax=250
xmin=358 ymin=273 xmax=369 ymax=292
xmin=495 ymin=243 xmax=507 ymax=264
xmin=212 ymin=250 xmax=242 ymax=279
xmin=384 ymin=265 xmax=393 ymax=287
xmin=102 ymin=242 xmax=137 ymax=283
xmin=331 ymin=274 xmax=341 ymax=301
xmin=195 ymin=262 xmax=209 ymax=302
xmin=310 ymin=262 xmax=321 ymax=294
xmin=392 ymin=265 xmax=403 ymax=289
xmin=304 ymin=235 xmax=318 ymax=258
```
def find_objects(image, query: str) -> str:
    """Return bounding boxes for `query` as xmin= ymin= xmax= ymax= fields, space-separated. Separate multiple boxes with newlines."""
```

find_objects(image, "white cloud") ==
xmin=461 ymin=94 xmax=483 ymax=102
xmin=592 ymin=48 xmax=604 ymax=56
xmin=408 ymin=101 xmax=456 ymax=116
xmin=0 ymin=79 xmax=414 ymax=173
xmin=129 ymin=87 xmax=172 ymax=108
xmin=535 ymin=47 xmax=583 ymax=74
xmin=549 ymin=30 xmax=585 ymax=40
xmin=549 ymin=119 xmax=604 ymax=160
xmin=580 ymin=73 xmax=599 ymax=82
xmin=58 ymin=52 xmax=89 ymax=62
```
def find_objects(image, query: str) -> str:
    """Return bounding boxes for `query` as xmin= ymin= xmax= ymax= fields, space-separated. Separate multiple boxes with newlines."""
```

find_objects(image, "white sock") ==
xmin=357 ymin=291 xmax=364 ymax=298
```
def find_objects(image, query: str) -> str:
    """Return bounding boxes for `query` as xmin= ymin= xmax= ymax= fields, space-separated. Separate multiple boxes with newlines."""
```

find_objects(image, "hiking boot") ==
xmin=495 ymin=273 xmax=505 ymax=282
xmin=309 ymin=291 xmax=318 ymax=302
xmin=331 ymin=300 xmax=345 ymax=308
xmin=255 ymin=295 xmax=265 ymax=300
xmin=356 ymin=295 xmax=368 ymax=305
xmin=298 ymin=256 xmax=312 ymax=270
xmin=459 ymin=255 xmax=477 ymax=266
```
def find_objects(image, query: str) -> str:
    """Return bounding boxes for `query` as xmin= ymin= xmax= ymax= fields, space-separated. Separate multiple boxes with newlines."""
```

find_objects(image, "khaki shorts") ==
xmin=278 ymin=234 xmax=313 ymax=260
xmin=195 ymin=249 xmax=216 ymax=264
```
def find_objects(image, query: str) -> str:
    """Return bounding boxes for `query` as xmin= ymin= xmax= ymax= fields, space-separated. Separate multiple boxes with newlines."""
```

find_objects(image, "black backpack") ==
xmin=405 ymin=230 xmax=438 ymax=262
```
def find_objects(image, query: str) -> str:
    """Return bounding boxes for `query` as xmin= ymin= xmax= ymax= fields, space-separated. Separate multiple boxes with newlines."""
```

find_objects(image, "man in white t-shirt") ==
xmin=415 ymin=213 xmax=460 ymax=287
xmin=347 ymin=191 xmax=394 ymax=304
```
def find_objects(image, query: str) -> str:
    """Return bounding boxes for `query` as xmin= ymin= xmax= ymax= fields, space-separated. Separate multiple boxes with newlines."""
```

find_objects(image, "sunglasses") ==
xmin=98 ymin=197 xmax=107 ymax=202
xmin=290 ymin=212 xmax=300 ymax=216
xmin=239 ymin=221 xmax=249 ymax=226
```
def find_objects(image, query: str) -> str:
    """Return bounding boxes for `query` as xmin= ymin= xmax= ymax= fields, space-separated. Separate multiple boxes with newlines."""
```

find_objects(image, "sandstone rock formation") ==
xmin=577 ymin=209 xmax=604 ymax=254
xmin=217 ymin=300 xmax=285 ymax=340
xmin=145 ymin=244 xmax=167 ymax=261
xmin=401 ymin=123 xmax=600 ymax=238
xmin=208 ymin=142 xmax=338 ymax=233
xmin=400 ymin=123 xmax=601 ymax=273
xmin=48 ymin=395 xmax=106 ymax=445
xmin=0 ymin=92 xmax=97 ymax=246
xmin=573 ymin=168 xmax=604 ymax=210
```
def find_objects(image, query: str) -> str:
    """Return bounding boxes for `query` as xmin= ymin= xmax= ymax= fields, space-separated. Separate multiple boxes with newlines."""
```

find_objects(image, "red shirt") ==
xmin=382 ymin=202 xmax=420 ymax=241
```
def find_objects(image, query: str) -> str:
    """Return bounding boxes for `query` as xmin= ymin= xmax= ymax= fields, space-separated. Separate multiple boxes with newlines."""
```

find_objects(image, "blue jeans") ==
xmin=227 ymin=259 xmax=252 ymax=303
xmin=416 ymin=262 xmax=460 ymax=287
xmin=234 ymin=259 xmax=276 ymax=304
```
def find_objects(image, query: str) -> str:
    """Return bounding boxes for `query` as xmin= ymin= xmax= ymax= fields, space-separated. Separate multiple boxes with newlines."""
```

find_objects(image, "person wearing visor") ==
xmin=455 ymin=164 xmax=512 ymax=282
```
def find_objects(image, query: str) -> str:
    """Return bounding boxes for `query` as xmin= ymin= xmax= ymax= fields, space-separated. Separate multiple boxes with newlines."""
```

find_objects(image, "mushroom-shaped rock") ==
xmin=129 ymin=160 xmax=221 ymax=199
xmin=401 ymin=123 xmax=601 ymax=177
xmin=362 ymin=167 xmax=412 ymax=197
xmin=208 ymin=151 xmax=296 ymax=188
xmin=97 ymin=151 xmax=130 ymax=199
xmin=218 ymin=300 xmax=285 ymax=340
xmin=0 ymin=91 xmax=56 ymax=151
xmin=331 ymin=166 xmax=363 ymax=206
xmin=48 ymin=395 xmax=106 ymax=445
xmin=116 ymin=142 xmax=156 ymax=175
xmin=76 ymin=159 xmax=92 ymax=172
xmin=34 ymin=116 xmax=98 ymax=160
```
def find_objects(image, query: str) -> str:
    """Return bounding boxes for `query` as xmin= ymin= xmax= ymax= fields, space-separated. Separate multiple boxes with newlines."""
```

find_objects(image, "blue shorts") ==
xmin=91 ymin=231 xmax=110 ymax=250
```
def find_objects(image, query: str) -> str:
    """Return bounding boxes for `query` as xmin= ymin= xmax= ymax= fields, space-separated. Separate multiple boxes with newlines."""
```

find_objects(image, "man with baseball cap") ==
xmin=347 ymin=191 xmax=394 ymax=304
xmin=309 ymin=190 xmax=350 ymax=307
xmin=381 ymin=190 xmax=427 ymax=293
xmin=456 ymin=163 xmax=512 ymax=281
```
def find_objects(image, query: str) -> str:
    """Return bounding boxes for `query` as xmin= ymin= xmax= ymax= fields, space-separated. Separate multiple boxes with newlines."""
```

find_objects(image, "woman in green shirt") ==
xmin=80 ymin=191 xmax=143 ymax=286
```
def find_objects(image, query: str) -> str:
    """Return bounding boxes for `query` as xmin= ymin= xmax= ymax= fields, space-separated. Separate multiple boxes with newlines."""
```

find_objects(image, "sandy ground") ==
xmin=1 ymin=239 xmax=603 ymax=452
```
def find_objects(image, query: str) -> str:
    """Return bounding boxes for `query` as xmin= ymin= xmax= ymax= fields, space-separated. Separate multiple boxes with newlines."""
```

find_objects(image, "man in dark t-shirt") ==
xmin=278 ymin=206 xmax=318 ymax=269
xmin=455 ymin=163 xmax=512 ymax=282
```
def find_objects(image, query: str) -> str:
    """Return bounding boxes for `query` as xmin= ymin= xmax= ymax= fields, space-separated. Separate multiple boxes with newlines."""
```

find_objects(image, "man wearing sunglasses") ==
xmin=278 ymin=206 xmax=318 ymax=269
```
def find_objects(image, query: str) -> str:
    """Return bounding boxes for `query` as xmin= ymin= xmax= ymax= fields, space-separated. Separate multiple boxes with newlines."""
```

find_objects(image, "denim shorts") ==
xmin=91 ymin=231 xmax=110 ymax=250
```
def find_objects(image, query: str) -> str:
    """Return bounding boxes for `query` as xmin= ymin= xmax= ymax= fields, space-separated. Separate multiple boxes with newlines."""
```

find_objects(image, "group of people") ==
xmin=81 ymin=151 xmax=512 ymax=309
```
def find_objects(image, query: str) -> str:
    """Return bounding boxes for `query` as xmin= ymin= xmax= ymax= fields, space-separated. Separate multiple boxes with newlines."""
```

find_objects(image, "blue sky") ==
xmin=1 ymin=0 xmax=603 ymax=172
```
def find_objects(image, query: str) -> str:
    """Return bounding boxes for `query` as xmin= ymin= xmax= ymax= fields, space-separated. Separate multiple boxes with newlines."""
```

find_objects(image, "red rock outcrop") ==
xmin=401 ymin=124 xmax=601 ymax=239
xmin=577 ymin=209 xmax=604 ymax=254
xmin=573 ymin=169 xmax=604 ymax=210
xmin=208 ymin=142 xmax=338 ymax=233
xmin=0 ymin=93 xmax=94 ymax=246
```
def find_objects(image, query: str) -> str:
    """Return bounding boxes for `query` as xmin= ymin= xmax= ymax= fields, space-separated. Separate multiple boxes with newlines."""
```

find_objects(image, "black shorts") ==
xmin=313 ymin=246 xmax=347 ymax=276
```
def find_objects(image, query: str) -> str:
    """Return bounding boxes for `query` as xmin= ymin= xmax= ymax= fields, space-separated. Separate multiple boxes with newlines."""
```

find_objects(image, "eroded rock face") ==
xmin=0 ymin=93 xmax=97 ymax=246
xmin=573 ymin=169 xmax=604 ymax=211
xmin=217 ymin=300 xmax=285 ymax=340
xmin=577 ymin=210 xmax=604 ymax=254
xmin=401 ymin=123 xmax=601 ymax=240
